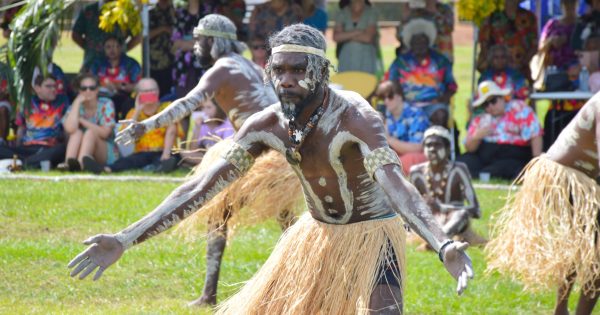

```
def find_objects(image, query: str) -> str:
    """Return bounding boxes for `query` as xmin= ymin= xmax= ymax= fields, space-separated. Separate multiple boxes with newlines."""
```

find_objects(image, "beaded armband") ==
xmin=364 ymin=147 xmax=402 ymax=179
xmin=222 ymin=142 xmax=254 ymax=174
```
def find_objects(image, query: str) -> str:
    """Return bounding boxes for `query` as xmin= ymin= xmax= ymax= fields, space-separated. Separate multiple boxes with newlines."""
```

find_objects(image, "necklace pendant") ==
xmin=285 ymin=148 xmax=302 ymax=165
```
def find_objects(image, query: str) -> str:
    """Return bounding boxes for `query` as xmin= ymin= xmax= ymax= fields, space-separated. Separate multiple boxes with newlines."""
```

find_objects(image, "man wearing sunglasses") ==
xmin=459 ymin=80 xmax=543 ymax=180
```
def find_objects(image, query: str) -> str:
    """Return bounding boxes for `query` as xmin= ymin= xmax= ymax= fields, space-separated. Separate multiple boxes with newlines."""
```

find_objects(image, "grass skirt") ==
xmin=176 ymin=139 xmax=304 ymax=239
xmin=486 ymin=156 xmax=600 ymax=295
xmin=216 ymin=213 xmax=406 ymax=315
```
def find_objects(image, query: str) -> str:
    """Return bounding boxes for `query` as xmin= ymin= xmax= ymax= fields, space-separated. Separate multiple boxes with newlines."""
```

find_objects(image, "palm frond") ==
xmin=7 ymin=0 xmax=76 ymax=115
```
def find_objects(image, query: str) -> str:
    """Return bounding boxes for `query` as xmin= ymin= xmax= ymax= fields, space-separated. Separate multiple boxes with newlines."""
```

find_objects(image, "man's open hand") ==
xmin=68 ymin=234 xmax=125 ymax=281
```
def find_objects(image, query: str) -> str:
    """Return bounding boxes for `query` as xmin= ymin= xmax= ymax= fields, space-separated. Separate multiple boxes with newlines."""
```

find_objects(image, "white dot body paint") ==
xmin=324 ymin=195 xmax=333 ymax=203
xmin=319 ymin=177 xmax=327 ymax=186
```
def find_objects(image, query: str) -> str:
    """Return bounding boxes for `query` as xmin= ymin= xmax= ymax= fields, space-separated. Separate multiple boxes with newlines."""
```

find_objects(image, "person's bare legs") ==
xmin=78 ymin=129 xmax=108 ymax=165
xmin=369 ymin=284 xmax=402 ymax=315
xmin=189 ymin=205 xmax=232 ymax=307
xmin=65 ymin=129 xmax=83 ymax=161
xmin=555 ymin=272 xmax=576 ymax=315
xmin=575 ymin=276 xmax=600 ymax=315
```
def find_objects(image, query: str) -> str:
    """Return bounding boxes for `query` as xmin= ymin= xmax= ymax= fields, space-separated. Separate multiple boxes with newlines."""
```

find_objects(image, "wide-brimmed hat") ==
xmin=401 ymin=18 xmax=437 ymax=48
xmin=473 ymin=81 xmax=511 ymax=107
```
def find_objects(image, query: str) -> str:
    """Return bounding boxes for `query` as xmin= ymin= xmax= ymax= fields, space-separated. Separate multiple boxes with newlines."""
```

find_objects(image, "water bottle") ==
xmin=579 ymin=66 xmax=590 ymax=91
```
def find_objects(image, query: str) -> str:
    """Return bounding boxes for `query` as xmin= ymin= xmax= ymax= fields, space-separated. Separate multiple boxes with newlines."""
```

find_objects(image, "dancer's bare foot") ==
xmin=187 ymin=295 xmax=216 ymax=307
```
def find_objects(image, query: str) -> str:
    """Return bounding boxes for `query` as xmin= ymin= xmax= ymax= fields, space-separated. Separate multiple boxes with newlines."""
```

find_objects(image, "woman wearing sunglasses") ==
xmin=58 ymin=73 xmax=118 ymax=171
xmin=459 ymin=81 xmax=543 ymax=180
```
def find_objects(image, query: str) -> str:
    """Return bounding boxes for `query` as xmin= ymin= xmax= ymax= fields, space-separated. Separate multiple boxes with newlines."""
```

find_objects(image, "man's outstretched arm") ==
xmin=68 ymin=141 xmax=258 ymax=280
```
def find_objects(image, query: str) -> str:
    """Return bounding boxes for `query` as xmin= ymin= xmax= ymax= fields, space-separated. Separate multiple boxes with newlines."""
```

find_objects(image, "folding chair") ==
xmin=329 ymin=71 xmax=379 ymax=101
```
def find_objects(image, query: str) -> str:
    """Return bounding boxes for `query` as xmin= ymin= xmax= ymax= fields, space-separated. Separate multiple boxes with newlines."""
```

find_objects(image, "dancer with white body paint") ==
xmin=486 ymin=94 xmax=600 ymax=315
xmin=114 ymin=14 xmax=303 ymax=306
xmin=409 ymin=126 xmax=486 ymax=250
xmin=69 ymin=24 xmax=473 ymax=314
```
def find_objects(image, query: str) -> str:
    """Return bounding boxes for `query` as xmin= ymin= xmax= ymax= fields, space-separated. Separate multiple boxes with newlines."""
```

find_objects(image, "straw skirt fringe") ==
xmin=486 ymin=156 xmax=600 ymax=295
xmin=216 ymin=213 xmax=406 ymax=315
xmin=176 ymin=139 xmax=304 ymax=238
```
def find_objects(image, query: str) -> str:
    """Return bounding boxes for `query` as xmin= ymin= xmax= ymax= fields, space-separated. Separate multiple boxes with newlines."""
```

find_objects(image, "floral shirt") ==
xmin=541 ymin=18 xmax=578 ymax=68
xmin=388 ymin=49 xmax=457 ymax=106
xmin=72 ymin=3 xmax=131 ymax=70
xmin=16 ymin=95 xmax=69 ymax=146
xmin=248 ymin=2 xmax=303 ymax=41
xmin=478 ymin=67 xmax=529 ymax=100
xmin=90 ymin=54 xmax=142 ymax=87
xmin=123 ymin=102 xmax=184 ymax=153
xmin=478 ymin=8 xmax=538 ymax=80
xmin=149 ymin=4 xmax=175 ymax=71
xmin=385 ymin=104 xmax=430 ymax=143
xmin=467 ymin=100 xmax=542 ymax=146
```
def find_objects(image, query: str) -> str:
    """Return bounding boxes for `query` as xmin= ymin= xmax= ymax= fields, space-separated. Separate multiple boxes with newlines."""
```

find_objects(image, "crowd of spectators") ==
xmin=0 ymin=0 xmax=599 ymax=182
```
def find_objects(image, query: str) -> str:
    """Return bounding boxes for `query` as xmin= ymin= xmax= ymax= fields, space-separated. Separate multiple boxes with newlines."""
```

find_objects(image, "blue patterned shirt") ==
xmin=386 ymin=104 xmax=430 ymax=143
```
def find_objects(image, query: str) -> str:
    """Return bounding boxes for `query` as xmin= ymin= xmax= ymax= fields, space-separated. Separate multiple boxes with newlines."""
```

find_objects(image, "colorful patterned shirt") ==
xmin=467 ymin=100 xmax=542 ymax=146
xmin=123 ymin=102 xmax=184 ymax=153
xmin=16 ymin=95 xmax=69 ymax=146
xmin=90 ymin=54 xmax=142 ymax=87
xmin=478 ymin=67 xmax=530 ymax=100
xmin=388 ymin=49 xmax=457 ymax=105
xmin=477 ymin=8 xmax=538 ymax=80
xmin=385 ymin=104 xmax=430 ymax=143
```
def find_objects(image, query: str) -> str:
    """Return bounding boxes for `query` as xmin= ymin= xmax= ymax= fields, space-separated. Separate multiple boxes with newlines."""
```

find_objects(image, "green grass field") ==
xmin=0 ymin=178 xmax=586 ymax=314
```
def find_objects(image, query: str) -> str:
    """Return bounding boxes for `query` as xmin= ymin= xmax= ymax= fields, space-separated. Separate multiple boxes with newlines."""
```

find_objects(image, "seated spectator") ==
xmin=72 ymin=1 xmax=141 ymax=71
xmin=409 ymin=126 xmax=486 ymax=250
xmin=180 ymin=99 xmax=234 ymax=168
xmin=397 ymin=0 xmax=454 ymax=62
xmin=297 ymin=0 xmax=328 ymax=33
xmin=388 ymin=18 xmax=457 ymax=127
xmin=538 ymin=0 xmax=582 ymax=151
xmin=478 ymin=44 xmax=529 ymax=101
xmin=33 ymin=62 xmax=69 ymax=100
xmin=248 ymin=0 xmax=303 ymax=45
xmin=0 ymin=74 xmax=69 ymax=168
xmin=459 ymin=81 xmax=543 ymax=180
xmin=248 ymin=36 xmax=268 ymax=68
xmin=90 ymin=35 xmax=141 ymax=120
xmin=477 ymin=0 xmax=538 ymax=83
xmin=59 ymin=74 xmax=118 ymax=172
xmin=377 ymin=80 xmax=429 ymax=175
xmin=333 ymin=0 xmax=378 ymax=74
xmin=80 ymin=78 xmax=183 ymax=174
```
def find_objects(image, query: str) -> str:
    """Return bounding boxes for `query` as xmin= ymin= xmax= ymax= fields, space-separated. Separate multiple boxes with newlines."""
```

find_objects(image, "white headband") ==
xmin=192 ymin=27 xmax=237 ymax=40
xmin=271 ymin=44 xmax=326 ymax=59
xmin=424 ymin=126 xmax=452 ymax=143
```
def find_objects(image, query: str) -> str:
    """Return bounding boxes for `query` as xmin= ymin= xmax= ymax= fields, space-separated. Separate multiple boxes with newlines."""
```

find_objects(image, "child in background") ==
xmin=180 ymin=100 xmax=234 ymax=167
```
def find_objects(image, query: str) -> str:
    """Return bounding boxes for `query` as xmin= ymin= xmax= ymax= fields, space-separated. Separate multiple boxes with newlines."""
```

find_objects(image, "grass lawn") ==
xmin=0 ymin=178 xmax=586 ymax=314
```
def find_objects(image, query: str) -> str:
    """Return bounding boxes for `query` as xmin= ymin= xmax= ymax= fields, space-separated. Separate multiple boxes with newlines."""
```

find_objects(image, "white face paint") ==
xmin=318 ymin=177 xmax=327 ymax=186
xmin=324 ymin=195 xmax=333 ymax=203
